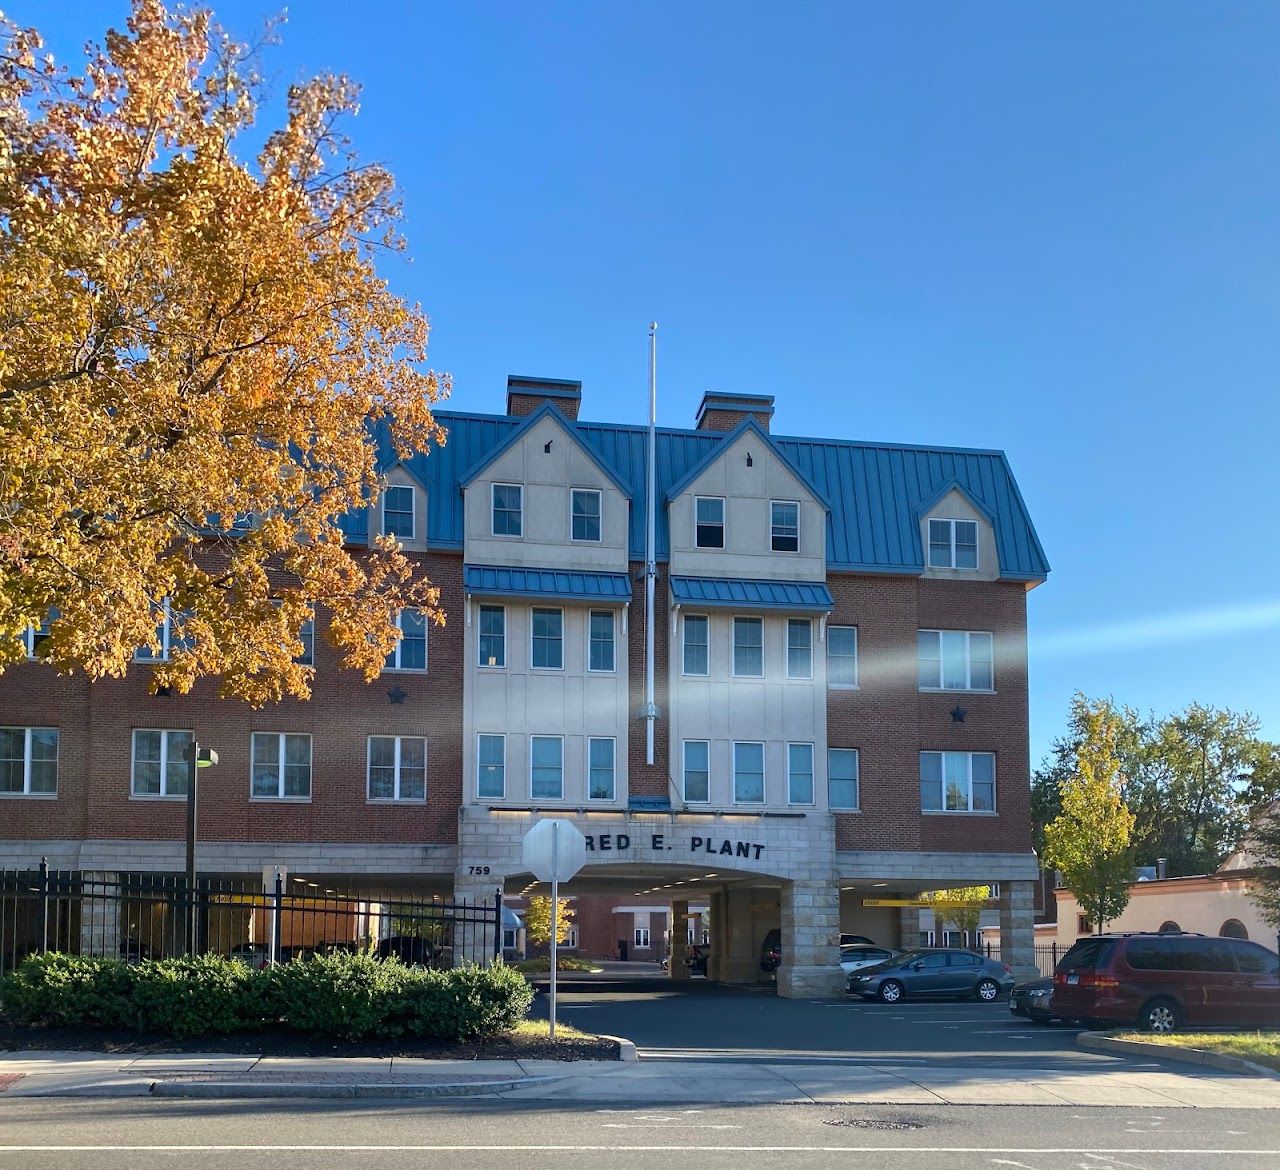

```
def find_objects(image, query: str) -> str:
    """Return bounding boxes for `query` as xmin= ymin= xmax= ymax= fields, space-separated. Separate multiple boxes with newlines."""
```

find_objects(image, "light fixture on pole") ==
xmin=184 ymin=740 xmax=219 ymax=956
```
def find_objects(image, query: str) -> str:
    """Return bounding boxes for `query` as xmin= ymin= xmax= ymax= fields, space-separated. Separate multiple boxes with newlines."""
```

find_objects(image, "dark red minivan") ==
xmin=1050 ymin=932 xmax=1280 ymax=1032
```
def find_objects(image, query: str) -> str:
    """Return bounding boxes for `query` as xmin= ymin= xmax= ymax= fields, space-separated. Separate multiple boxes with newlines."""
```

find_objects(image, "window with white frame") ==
xmin=530 ymin=735 xmax=564 ymax=800
xmin=22 ymin=612 xmax=55 ymax=659
xmin=382 ymin=485 xmax=414 ymax=539
xmin=134 ymin=600 xmax=186 ymax=662
xmin=683 ymin=740 xmax=710 ymax=804
xmin=682 ymin=614 xmax=709 ymax=675
xmin=733 ymin=741 xmax=765 ymax=803
xmin=502 ymin=928 xmax=517 ymax=950
xmin=251 ymin=732 xmax=312 ymax=799
xmin=771 ymin=500 xmax=799 ymax=552
xmin=367 ymin=735 xmax=426 ymax=802
xmin=571 ymin=489 xmax=602 ymax=542
xmin=920 ymin=751 xmax=995 ymax=813
xmin=385 ymin=609 xmax=427 ymax=671
xmin=828 ymin=748 xmax=859 ymax=810
xmin=695 ymin=496 xmax=725 ymax=548
xmin=787 ymin=742 xmax=814 ymax=805
xmin=564 ymin=927 xmax=580 ymax=948
xmin=917 ymin=630 xmax=993 ymax=690
xmin=478 ymin=605 xmax=505 ymax=668
xmin=827 ymin=626 xmax=858 ymax=688
xmin=634 ymin=927 xmax=651 ymax=949
xmin=477 ymin=734 xmax=505 ymax=798
xmin=786 ymin=618 xmax=812 ymax=679
xmin=531 ymin=607 xmax=563 ymax=669
xmin=297 ymin=616 xmax=315 ymax=667
xmin=491 ymin=483 xmax=523 ymax=536
xmin=927 ymin=518 xmax=978 ymax=569
xmin=131 ymin=729 xmax=192 ymax=797
xmin=588 ymin=610 xmax=615 ymax=672
xmin=942 ymin=930 xmax=969 ymax=949
xmin=0 ymin=727 xmax=58 ymax=796
xmin=588 ymin=737 xmax=615 ymax=800
xmin=732 ymin=617 xmax=763 ymax=677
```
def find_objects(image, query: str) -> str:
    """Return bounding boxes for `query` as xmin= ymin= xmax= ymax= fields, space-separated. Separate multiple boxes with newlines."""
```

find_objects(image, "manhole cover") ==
xmin=823 ymin=1118 xmax=925 ymax=1131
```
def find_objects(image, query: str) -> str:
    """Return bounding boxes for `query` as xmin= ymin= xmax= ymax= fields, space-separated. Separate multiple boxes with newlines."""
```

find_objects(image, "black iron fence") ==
xmin=0 ymin=863 xmax=501 ymax=981
xmin=979 ymin=941 xmax=1064 ymax=977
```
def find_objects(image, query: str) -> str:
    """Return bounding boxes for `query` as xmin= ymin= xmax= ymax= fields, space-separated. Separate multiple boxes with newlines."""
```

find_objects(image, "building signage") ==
xmin=862 ymin=898 xmax=996 ymax=908
xmin=580 ymin=832 xmax=765 ymax=862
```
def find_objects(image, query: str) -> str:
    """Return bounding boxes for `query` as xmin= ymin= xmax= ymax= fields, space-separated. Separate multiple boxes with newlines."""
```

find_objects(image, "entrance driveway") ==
xmin=529 ymin=964 xmax=1112 ymax=1067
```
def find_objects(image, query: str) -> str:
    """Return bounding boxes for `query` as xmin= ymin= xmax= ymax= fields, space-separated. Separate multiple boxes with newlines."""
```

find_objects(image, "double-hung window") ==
xmin=732 ymin=617 xmax=763 ymax=677
xmin=588 ymin=737 xmax=615 ymax=800
xmin=273 ymin=600 xmax=314 ymax=666
xmin=927 ymin=518 xmax=978 ymax=569
xmin=588 ymin=611 xmax=615 ymax=672
xmin=771 ymin=500 xmax=799 ymax=552
xmin=478 ymin=605 xmax=505 ymax=668
xmin=134 ymin=600 xmax=183 ymax=662
xmin=828 ymin=748 xmax=860 ymax=810
xmin=827 ymin=626 xmax=858 ymax=687
xmin=695 ymin=496 xmax=725 ymax=548
xmin=571 ymin=489 xmax=602 ymax=542
xmin=367 ymin=735 xmax=426 ymax=802
xmin=634 ymin=927 xmax=651 ymax=949
xmin=733 ymin=741 xmax=765 ymax=803
xmin=23 ymin=612 xmax=55 ymax=659
xmin=477 ymin=733 xmax=505 ymax=798
xmin=920 ymin=751 xmax=995 ymax=812
xmin=786 ymin=619 xmax=812 ymax=679
xmin=382 ymin=485 xmax=415 ymax=539
xmin=385 ymin=608 xmax=427 ymax=671
xmin=0 ymin=727 xmax=58 ymax=796
xmin=683 ymin=740 xmax=710 ymax=804
xmin=682 ymin=614 xmax=709 ymax=675
xmin=131 ymin=729 xmax=192 ymax=797
xmin=491 ymin=483 xmax=523 ymax=536
xmin=787 ymin=742 xmax=814 ymax=805
xmin=917 ymin=630 xmax=993 ymax=690
xmin=531 ymin=607 xmax=563 ymax=669
xmin=530 ymin=736 xmax=564 ymax=800
xmin=252 ymin=732 xmax=312 ymax=799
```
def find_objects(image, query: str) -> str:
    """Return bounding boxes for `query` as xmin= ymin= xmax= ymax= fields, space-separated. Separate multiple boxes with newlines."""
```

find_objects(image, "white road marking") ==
xmin=601 ymin=1124 xmax=742 ymax=1130
xmin=0 ymin=1147 xmax=1275 ymax=1156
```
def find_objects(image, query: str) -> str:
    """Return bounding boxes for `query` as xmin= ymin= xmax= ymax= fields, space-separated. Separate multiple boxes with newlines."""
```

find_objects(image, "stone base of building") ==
xmin=777 ymin=963 xmax=846 ymax=998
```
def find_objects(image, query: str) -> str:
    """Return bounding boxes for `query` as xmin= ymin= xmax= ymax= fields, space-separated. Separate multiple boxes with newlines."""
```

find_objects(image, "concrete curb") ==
xmin=596 ymin=1034 xmax=638 ymax=1062
xmin=1078 ymin=1032 xmax=1280 ymax=1079
xmin=148 ymin=1075 xmax=563 ymax=1100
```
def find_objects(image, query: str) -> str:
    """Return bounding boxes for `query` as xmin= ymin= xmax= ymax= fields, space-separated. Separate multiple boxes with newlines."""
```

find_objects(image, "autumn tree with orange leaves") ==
xmin=0 ymin=1 xmax=448 ymax=703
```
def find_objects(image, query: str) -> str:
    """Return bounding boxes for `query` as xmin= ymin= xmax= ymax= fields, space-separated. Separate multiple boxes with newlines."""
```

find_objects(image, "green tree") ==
xmin=523 ymin=896 xmax=574 ymax=946
xmin=1244 ymin=801 xmax=1280 ymax=932
xmin=920 ymin=886 xmax=990 ymax=941
xmin=1043 ymin=698 xmax=1137 ymax=933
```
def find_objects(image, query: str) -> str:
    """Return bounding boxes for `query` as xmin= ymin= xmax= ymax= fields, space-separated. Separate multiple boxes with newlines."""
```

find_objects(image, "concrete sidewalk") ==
xmin=4 ymin=1049 xmax=1280 ymax=1107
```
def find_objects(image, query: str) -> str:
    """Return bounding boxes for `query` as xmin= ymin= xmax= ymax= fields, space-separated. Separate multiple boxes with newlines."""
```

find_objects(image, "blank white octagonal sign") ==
xmin=521 ymin=818 xmax=588 ymax=883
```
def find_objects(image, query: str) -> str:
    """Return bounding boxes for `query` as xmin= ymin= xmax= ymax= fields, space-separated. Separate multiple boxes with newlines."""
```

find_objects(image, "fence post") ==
xmin=270 ymin=870 xmax=283 ymax=967
xmin=38 ymin=856 xmax=50 ymax=955
xmin=493 ymin=891 xmax=502 ymax=964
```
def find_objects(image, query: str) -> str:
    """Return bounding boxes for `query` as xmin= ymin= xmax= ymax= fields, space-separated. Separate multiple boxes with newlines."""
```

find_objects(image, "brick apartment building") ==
xmin=0 ymin=377 xmax=1050 ymax=996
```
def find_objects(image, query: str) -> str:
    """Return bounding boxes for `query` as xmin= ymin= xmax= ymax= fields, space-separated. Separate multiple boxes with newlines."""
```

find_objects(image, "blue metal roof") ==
xmin=463 ymin=564 xmax=633 ymax=602
xmin=369 ymin=410 xmax=1049 ymax=581
xmin=670 ymin=576 xmax=835 ymax=612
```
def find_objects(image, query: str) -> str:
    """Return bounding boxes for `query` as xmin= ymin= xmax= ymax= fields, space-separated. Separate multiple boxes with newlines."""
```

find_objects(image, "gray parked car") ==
xmin=848 ymin=948 xmax=1015 ymax=1003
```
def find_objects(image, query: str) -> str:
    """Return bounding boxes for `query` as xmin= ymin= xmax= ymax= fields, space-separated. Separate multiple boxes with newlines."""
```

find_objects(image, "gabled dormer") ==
xmin=915 ymin=479 xmax=1002 ymax=583
xmin=666 ymin=417 xmax=829 ymax=581
xmin=460 ymin=402 xmax=633 ymax=571
xmin=374 ymin=461 xmax=431 ymax=551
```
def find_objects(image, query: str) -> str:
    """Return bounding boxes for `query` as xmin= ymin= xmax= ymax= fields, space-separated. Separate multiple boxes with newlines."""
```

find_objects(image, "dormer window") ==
xmin=928 ymin=518 xmax=978 ymax=569
xmin=571 ymin=489 xmax=602 ymax=542
xmin=492 ymin=484 xmax=523 ymax=537
xmin=383 ymin=486 xmax=415 ymax=539
xmin=695 ymin=496 xmax=725 ymax=549
xmin=771 ymin=501 xmax=799 ymax=552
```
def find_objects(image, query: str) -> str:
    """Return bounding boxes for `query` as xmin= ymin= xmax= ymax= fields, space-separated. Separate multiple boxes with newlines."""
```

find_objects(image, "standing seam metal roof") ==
xmin=374 ymin=410 xmax=1049 ymax=580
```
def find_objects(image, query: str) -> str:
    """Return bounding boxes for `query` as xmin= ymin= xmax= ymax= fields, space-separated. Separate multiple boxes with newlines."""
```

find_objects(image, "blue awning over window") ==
xmin=464 ymin=564 xmax=633 ymax=602
xmin=670 ymin=576 xmax=834 ymax=612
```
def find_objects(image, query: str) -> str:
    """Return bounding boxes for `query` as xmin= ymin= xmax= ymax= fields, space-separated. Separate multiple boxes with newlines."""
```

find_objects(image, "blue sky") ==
xmin=27 ymin=3 xmax=1280 ymax=764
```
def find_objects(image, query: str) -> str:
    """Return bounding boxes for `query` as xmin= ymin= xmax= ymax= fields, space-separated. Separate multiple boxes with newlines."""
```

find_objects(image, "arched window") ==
xmin=1218 ymin=918 xmax=1249 ymax=940
xmin=1158 ymin=920 xmax=1181 ymax=934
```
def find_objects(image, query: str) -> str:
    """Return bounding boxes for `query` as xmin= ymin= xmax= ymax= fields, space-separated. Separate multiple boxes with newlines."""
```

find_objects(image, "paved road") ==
xmin=2 ymin=1098 xmax=1279 ymax=1169
xmin=530 ymin=972 xmax=1111 ymax=1066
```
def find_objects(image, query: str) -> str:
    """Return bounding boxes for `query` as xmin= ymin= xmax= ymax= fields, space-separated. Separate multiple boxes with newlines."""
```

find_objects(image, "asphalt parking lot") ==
xmin=529 ymin=969 xmax=1107 ymax=1066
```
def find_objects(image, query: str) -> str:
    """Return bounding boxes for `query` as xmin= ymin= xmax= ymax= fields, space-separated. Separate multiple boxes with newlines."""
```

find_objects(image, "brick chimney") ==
xmin=695 ymin=391 xmax=774 ymax=433
xmin=506 ymin=375 xmax=582 ymax=420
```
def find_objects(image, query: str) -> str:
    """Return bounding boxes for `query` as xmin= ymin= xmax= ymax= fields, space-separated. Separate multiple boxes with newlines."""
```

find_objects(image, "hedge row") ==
xmin=0 ymin=951 xmax=534 ymax=1041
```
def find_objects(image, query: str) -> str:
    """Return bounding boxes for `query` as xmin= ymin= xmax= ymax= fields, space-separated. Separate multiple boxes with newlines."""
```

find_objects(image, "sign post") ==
xmin=521 ymin=818 xmax=587 ymax=1039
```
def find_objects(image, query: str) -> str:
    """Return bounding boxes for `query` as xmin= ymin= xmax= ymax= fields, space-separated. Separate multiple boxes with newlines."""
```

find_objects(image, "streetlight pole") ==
xmin=184 ymin=739 xmax=218 ymax=957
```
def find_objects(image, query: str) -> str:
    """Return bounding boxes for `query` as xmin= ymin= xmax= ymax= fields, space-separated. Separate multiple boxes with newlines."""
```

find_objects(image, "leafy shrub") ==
xmin=513 ymin=955 xmax=599 ymax=974
xmin=412 ymin=962 xmax=533 ymax=1040
xmin=1 ymin=953 xmax=135 ymax=1028
xmin=130 ymin=955 xmax=259 ymax=1038
xmin=265 ymin=951 xmax=411 ymax=1041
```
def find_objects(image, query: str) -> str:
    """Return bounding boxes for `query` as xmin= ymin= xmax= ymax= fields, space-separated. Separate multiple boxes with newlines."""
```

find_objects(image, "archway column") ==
xmin=669 ymin=900 xmax=690 ymax=980
xmin=998 ymin=880 xmax=1037 ymax=981
xmin=777 ymin=879 xmax=843 ymax=998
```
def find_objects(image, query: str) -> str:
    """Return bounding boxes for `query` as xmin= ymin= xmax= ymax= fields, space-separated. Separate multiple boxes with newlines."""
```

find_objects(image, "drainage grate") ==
xmin=823 ymin=1118 xmax=925 ymax=1130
